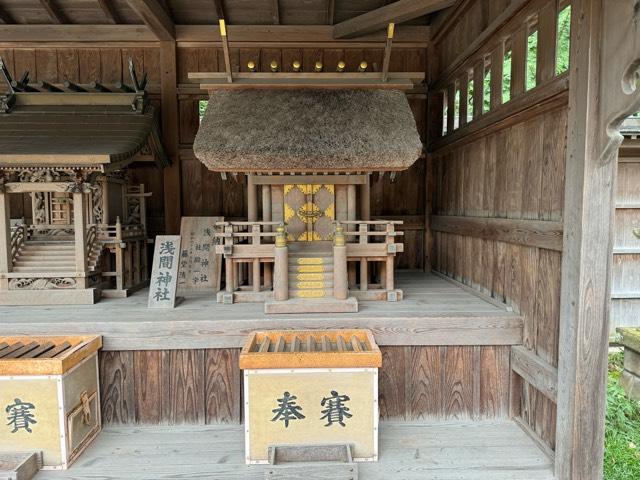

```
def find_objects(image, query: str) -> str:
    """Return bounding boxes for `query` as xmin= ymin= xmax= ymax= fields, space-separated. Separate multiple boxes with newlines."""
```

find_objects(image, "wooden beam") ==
xmin=97 ymin=0 xmax=119 ymax=24
xmin=160 ymin=41 xmax=181 ymax=234
xmin=126 ymin=0 xmax=174 ymax=40
xmin=0 ymin=24 xmax=429 ymax=45
xmin=0 ymin=7 xmax=15 ymax=24
xmin=511 ymin=346 xmax=558 ymax=402
xmin=430 ymin=215 xmax=564 ymax=251
xmin=333 ymin=0 xmax=454 ymax=39
xmin=272 ymin=0 xmax=279 ymax=24
xmin=555 ymin=0 xmax=640 ymax=479
xmin=39 ymin=0 xmax=67 ymax=24
xmin=213 ymin=0 xmax=225 ymax=20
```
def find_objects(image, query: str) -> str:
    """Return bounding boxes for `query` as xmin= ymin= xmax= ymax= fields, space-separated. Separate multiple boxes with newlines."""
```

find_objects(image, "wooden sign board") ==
xmin=177 ymin=216 xmax=223 ymax=293
xmin=244 ymin=368 xmax=378 ymax=464
xmin=148 ymin=235 xmax=181 ymax=308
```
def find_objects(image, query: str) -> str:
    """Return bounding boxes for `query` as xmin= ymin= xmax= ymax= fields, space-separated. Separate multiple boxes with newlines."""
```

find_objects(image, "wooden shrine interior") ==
xmin=0 ymin=1 xmax=638 ymax=479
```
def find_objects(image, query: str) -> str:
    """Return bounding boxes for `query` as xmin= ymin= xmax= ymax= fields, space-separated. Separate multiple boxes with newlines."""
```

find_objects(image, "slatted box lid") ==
xmin=0 ymin=335 xmax=102 ymax=376
xmin=240 ymin=329 xmax=381 ymax=370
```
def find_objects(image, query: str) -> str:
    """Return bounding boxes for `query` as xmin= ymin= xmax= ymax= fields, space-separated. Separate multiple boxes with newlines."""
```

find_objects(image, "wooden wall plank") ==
xmin=162 ymin=350 xmax=206 ymax=424
xmin=378 ymin=346 xmax=408 ymax=420
xmin=408 ymin=346 xmax=442 ymax=420
xmin=99 ymin=351 xmax=136 ymax=424
xmin=134 ymin=350 xmax=163 ymax=424
xmin=204 ymin=349 xmax=241 ymax=424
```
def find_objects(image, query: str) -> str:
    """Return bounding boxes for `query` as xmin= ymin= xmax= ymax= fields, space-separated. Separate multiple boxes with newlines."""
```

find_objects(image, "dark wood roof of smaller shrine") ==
xmin=194 ymin=89 xmax=423 ymax=173
xmin=0 ymin=92 xmax=166 ymax=171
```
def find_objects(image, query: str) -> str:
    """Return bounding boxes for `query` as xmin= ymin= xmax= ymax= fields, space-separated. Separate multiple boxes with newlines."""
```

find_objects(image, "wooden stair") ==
xmin=288 ymin=253 xmax=334 ymax=299
xmin=264 ymin=242 xmax=358 ymax=314
xmin=12 ymin=238 xmax=103 ymax=274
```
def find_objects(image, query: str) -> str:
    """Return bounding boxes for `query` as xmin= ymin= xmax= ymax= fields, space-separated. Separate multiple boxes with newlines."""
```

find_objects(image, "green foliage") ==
xmin=556 ymin=6 xmax=571 ymax=75
xmin=526 ymin=30 xmax=538 ymax=91
xmin=503 ymin=50 xmax=512 ymax=104
xmin=199 ymin=99 xmax=208 ymax=121
xmin=483 ymin=68 xmax=491 ymax=113
xmin=605 ymin=353 xmax=640 ymax=479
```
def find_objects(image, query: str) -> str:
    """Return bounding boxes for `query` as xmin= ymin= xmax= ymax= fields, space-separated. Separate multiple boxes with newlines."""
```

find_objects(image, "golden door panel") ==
xmin=284 ymin=184 xmax=335 ymax=242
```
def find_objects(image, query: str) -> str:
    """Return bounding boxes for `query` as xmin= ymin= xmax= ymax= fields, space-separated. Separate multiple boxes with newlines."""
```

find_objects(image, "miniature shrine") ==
xmin=0 ymin=0 xmax=638 ymax=479
xmin=0 ymin=62 xmax=168 ymax=305
xmin=195 ymin=88 xmax=422 ymax=313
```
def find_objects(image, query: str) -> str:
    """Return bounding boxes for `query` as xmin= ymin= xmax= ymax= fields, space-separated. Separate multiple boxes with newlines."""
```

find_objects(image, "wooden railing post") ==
xmin=333 ymin=223 xmax=348 ymax=300
xmin=252 ymin=223 xmax=261 ymax=292
xmin=224 ymin=224 xmax=235 ymax=295
xmin=359 ymin=223 xmax=368 ymax=291
xmin=386 ymin=222 xmax=395 ymax=291
xmin=273 ymin=224 xmax=288 ymax=301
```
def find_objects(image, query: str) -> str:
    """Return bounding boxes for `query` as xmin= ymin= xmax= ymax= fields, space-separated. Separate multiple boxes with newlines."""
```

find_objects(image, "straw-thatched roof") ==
xmin=194 ymin=89 xmax=423 ymax=172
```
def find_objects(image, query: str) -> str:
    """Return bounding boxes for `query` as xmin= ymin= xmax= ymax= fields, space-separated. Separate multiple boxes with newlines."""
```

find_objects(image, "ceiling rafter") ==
xmin=39 ymin=0 xmax=67 ymax=24
xmin=126 ymin=0 xmax=175 ymax=40
xmin=213 ymin=0 xmax=225 ymax=21
xmin=0 ymin=6 xmax=15 ymax=24
xmin=333 ymin=0 xmax=455 ymax=39
xmin=97 ymin=0 xmax=119 ymax=24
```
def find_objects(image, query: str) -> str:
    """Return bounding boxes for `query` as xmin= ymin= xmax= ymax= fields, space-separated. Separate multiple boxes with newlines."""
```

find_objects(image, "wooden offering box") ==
xmin=240 ymin=330 xmax=381 ymax=465
xmin=0 ymin=336 xmax=102 ymax=470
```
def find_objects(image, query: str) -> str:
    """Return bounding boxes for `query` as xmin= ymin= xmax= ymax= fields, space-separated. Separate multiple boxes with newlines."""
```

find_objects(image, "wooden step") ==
xmin=289 ymin=288 xmax=334 ymax=299
xmin=12 ymin=266 xmax=77 ymax=273
xmin=265 ymin=297 xmax=358 ymax=314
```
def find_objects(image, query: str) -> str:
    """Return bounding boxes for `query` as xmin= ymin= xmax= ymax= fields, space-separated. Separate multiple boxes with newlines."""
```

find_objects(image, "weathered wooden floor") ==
xmin=35 ymin=421 xmax=555 ymax=480
xmin=0 ymin=272 xmax=522 ymax=349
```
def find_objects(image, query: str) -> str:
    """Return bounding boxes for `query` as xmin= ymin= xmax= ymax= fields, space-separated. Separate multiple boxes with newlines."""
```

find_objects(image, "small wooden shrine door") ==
xmin=284 ymin=184 xmax=335 ymax=241
xmin=50 ymin=193 xmax=73 ymax=224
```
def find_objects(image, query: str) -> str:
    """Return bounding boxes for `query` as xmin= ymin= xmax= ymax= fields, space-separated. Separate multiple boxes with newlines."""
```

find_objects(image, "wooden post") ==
xmin=262 ymin=185 xmax=273 ymax=289
xmin=555 ymin=1 xmax=640 ymax=479
xmin=0 ymin=190 xmax=11 ymax=290
xmin=360 ymin=174 xmax=371 ymax=221
xmin=252 ymin=223 xmax=260 ymax=292
xmin=359 ymin=223 xmax=368 ymax=291
xmin=347 ymin=184 xmax=356 ymax=287
xmin=273 ymin=224 xmax=288 ymax=301
xmin=386 ymin=223 xmax=394 ymax=291
xmin=333 ymin=223 xmax=348 ymax=300
xmin=73 ymin=192 xmax=88 ymax=288
xmin=160 ymin=40 xmax=181 ymax=234
xmin=247 ymin=175 xmax=258 ymax=287
xmin=115 ymin=217 xmax=123 ymax=291
xmin=224 ymin=225 xmax=235 ymax=294
xmin=101 ymin=177 xmax=109 ymax=225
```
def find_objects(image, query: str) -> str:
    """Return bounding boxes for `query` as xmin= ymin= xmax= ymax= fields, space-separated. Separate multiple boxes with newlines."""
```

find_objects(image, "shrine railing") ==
xmin=98 ymin=221 xmax=146 ymax=243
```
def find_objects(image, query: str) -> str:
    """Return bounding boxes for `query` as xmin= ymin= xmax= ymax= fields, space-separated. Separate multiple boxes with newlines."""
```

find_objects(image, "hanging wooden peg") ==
xmin=382 ymin=23 xmax=395 ymax=82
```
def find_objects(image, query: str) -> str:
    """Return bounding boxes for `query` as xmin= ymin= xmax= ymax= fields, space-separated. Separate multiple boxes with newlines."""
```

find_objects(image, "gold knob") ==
xmin=314 ymin=61 xmax=323 ymax=72
xmin=270 ymin=60 xmax=279 ymax=72
xmin=247 ymin=61 xmax=256 ymax=72
xmin=358 ymin=61 xmax=368 ymax=72
xmin=292 ymin=60 xmax=301 ymax=71
xmin=336 ymin=60 xmax=346 ymax=72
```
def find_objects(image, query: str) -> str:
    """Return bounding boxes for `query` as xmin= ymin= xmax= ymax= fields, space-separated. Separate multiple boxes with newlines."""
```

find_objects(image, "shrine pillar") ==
xmin=73 ymin=192 xmax=88 ymax=288
xmin=333 ymin=223 xmax=348 ymax=300
xmin=273 ymin=224 xmax=288 ymax=301
xmin=0 ymin=189 xmax=11 ymax=289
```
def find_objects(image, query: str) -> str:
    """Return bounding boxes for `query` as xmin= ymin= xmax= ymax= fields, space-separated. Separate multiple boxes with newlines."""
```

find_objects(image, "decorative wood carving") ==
xmin=9 ymin=277 xmax=77 ymax=290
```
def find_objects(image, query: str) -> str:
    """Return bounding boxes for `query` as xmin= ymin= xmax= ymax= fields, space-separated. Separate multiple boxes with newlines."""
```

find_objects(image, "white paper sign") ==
xmin=148 ymin=235 xmax=181 ymax=308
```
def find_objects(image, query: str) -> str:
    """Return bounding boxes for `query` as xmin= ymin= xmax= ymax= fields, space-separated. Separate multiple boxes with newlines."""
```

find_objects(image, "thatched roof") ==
xmin=0 ymin=93 xmax=168 ymax=170
xmin=194 ymin=89 xmax=423 ymax=172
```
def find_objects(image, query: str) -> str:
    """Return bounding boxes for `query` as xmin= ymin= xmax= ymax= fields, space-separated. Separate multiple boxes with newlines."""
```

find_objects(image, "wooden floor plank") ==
xmin=34 ymin=421 xmax=554 ymax=480
xmin=0 ymin=273 xmax=523 ymax=350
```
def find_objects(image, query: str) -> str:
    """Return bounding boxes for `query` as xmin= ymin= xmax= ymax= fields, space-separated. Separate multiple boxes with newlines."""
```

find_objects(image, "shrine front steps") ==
xmin=264 ymin=296 xmax=358 ymax=314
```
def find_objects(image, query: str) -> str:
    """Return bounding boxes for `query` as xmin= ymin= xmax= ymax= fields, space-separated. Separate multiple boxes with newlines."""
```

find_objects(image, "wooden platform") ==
xmin=0 ymin=272 xmax=523 ymax=350
xmin=33 ymin=421 xmax=555 ymax=480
